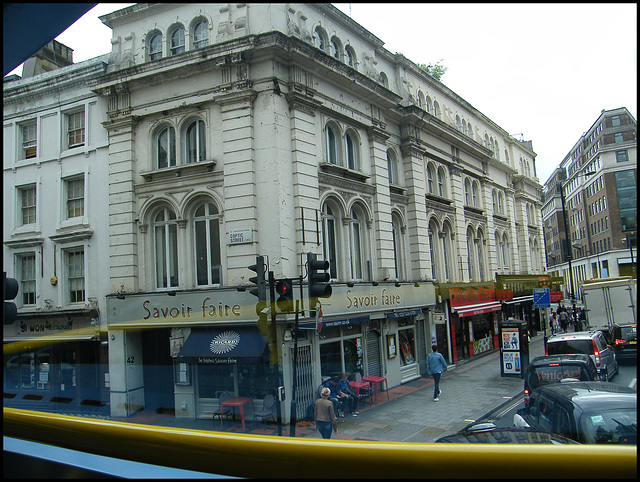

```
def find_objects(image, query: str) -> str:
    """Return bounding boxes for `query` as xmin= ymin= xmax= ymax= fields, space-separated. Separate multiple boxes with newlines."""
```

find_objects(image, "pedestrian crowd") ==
xmin=549 ymin=304 xmax=587 ymax=334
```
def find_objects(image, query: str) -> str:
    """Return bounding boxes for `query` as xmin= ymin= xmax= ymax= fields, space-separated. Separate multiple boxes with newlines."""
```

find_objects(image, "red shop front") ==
xmin=447 ymin=284 xmax=502 ymax=363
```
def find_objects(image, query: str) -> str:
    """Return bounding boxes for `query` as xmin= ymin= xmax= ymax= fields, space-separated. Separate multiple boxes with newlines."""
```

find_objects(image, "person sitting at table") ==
xmin=337 ymin=373 xmax=358 ymax=417
xmin=324 ymin=377 xmax=343 ymax=419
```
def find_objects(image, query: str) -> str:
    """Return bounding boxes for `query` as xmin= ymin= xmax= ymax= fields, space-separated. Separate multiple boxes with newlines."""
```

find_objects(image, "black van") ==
xmin=523 ymin=354 xmax=598 ymax=405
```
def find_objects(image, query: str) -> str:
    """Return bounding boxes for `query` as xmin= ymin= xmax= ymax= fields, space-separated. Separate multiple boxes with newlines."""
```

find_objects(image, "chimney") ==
xmin=22 ymin=40 xmax=74 ymax=78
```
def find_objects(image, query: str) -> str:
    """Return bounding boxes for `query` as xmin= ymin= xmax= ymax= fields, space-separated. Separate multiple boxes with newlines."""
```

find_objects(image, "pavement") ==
xmin=121 ymin=330 xmax=549 ymax=443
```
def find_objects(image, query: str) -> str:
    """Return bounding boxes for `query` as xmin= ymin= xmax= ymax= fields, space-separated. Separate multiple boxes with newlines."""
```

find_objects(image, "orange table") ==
xmin=349 ymin=381 xmax=372 ymax=406
xmin=361 ymin=376 xmax=389 ymax=405
xmin=220 ymin=397 xmax=255 ymax=430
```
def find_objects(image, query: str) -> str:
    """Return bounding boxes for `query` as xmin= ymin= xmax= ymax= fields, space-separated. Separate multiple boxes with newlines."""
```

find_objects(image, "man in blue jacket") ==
xmin=426 ymin=345 xmax=447 ymax=402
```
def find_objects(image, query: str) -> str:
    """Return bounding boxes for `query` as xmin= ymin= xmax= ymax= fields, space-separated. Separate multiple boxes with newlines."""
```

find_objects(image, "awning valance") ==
xmin=178 ymin=326 xmax=269 ymax=365
xmin=453 ymin=301 xmax=502 ymax=318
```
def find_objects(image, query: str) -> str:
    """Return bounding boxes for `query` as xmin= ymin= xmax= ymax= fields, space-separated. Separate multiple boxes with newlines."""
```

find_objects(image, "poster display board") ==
xmin=499 ymin=319 xmax=529 ymax=378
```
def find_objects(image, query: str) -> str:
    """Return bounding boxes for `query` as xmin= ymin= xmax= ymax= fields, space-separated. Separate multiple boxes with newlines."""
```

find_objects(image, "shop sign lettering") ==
xmin=142 ymin=296 xmax=241 ymax=320
xmin=346 ymin=289 xmax=401 ymax=310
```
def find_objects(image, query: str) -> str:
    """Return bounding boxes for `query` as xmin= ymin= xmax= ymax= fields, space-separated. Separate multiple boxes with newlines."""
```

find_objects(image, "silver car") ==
xmin=545 ymin=331 xmax=618 ymax=381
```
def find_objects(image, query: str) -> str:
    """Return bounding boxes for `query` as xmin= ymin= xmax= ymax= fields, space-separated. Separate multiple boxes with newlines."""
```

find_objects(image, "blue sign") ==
xmin=533 ymin=288 xmax=551 ymax=308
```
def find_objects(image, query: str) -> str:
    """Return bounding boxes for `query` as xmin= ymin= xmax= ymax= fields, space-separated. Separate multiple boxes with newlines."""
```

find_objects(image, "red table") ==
xmin=220 ymin=397 xmax=255 ymax=430
xmin=361 ymin=376 xmax=389 ymax=405
xmin=349 ymin=381 xmax=372 ymax=406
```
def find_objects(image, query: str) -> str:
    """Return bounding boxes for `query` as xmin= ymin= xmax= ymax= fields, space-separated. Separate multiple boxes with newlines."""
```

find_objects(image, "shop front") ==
xmin=3 ymin=308 xmax=108 ymax=414
xmin=440 ymin=284 xmax=501 ymax=364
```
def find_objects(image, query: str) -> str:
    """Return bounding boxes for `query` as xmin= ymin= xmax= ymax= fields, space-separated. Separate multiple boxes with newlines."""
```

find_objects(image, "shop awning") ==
xmin=177 ymin=326 xmax=269 ymax=364
xmin=453 ymin=301 xmax=502 ymax=317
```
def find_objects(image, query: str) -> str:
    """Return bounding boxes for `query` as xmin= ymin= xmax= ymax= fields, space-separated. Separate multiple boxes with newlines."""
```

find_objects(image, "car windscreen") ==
xmin=547 ymin=340 xmax=593 ymax=356
xmin=580 ymin=409 xmax=637 ymax=444
xmin=527 ymin=365 xmax=592 ymax=390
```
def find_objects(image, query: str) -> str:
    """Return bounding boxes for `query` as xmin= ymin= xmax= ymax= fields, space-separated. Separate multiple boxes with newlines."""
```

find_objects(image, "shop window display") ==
xmin=319 ymin=324 xmax=364 ymax=377
xmin=398 ymin=329 xmax=416 ymax=366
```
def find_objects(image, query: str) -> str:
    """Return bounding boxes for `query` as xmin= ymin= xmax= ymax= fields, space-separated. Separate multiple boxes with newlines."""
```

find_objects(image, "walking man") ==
xmin=427 ymin=344 xmax=448 ymax=402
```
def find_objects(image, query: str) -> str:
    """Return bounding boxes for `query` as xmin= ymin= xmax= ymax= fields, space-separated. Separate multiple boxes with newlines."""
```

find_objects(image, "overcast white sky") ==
xmin=9 ymin=3 xmax=636 ymax=183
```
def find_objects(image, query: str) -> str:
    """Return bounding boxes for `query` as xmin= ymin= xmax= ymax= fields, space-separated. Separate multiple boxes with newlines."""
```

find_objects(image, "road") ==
xmin=484 ymin=357 xmax=637 ymax=428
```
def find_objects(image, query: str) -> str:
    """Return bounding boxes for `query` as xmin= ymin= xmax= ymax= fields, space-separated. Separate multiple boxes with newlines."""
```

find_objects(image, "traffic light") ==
xmin=275 ymin=278 xmax=294 ymax=313
xmin=248 ymin=256 xmax=267 ymax=316
xmin=307 ymin=253 xmax=332 ymax=308
xmin=4 ymin=272 xmax=19 ymax=325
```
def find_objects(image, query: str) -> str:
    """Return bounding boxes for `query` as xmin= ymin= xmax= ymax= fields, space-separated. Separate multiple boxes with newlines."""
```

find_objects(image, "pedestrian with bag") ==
xmin=427 ymin=344 xmax=447 ymax=402
xmin=314 ymin=387 xmax=338 ymax=439
xmin=558 ymin=306 xmax=569 ymax=333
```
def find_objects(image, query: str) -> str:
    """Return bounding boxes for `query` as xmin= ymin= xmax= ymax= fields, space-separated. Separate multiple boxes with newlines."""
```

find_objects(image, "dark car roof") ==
xmin=528 ymin=354 xmax=593 ymax=366
xmin=534 ymin=382 xmax=637 ymax=411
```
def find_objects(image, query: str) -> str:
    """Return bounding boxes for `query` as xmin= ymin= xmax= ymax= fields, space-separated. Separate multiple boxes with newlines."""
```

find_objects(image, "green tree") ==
xmin=418 ymin=60 xmax=447 ymax=82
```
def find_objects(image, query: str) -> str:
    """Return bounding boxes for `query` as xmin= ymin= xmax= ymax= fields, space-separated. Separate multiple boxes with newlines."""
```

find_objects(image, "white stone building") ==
xmin=4 ymin=4 xmax=544 ymax=423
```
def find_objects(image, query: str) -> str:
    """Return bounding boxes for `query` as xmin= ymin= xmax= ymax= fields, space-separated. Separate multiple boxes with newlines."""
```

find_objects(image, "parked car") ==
xmin=607 ymin=323 xmax=637 ymax=361
xmin=435 ymin=422 xmax=579 ymax=444
xmin=545 ymin=330 xmax=618 ymax=381
xmin=522 ymin=354 xmax=598 ymax=405
xmin=514 ymin=381 xmax=636 ymax=445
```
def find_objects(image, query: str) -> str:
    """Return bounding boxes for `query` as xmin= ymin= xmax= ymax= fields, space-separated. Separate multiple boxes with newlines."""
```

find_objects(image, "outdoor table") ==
xmin=361 ymin=376 xmax=389 ymax=405
xmin=349 ymin=381 xmax=372 ymax=406
xmin=220 ymin=397 xmax=255 ymax=430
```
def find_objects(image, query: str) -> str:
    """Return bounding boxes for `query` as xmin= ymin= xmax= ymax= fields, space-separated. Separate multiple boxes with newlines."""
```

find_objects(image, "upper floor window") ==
xmin=611 ymin=115 xmax=621 ymax=127
xmin=65 ymin=176 xmax=84 ymax=219
xmin=471 ymin=182 xmax=479 ymax=207
xmin=66 ymin=111 xmax=85 ymax=149
xmin=154 ymin=207 xmax=179 ymax=289
xmin=330 ymin=37 xmax=341 ymax=60
xmin=194 ymin=202 xmax=221 ymax=286
xmin=391 ymin=213 xmax=405 ymax=280
xmin=170 ymin=27 xmax=185 ymax=55
xmin=345 ymin=130 xmax=359 ymax=170
xmin=379 ymin=72 xmax=388 ymax=88
xmin=437 ymin=168 xmax=445 ymax=197
xmin=19 ymin=185 xmax=36 ymax=225
xmin=67 ymin=248 xmax=85 ymax=303
xmin=322 ymin=203 xmax=340 ymax=280
xmin=427 ymin=164 xmax=435 ymax=193
xmin=464 ymin=179 xmax=471 ymax=205
xmin=193 ymin=20 xmax=209 ymax=49
xmin=21 ymin=122 xmax=37 ymax=159
xmin=17 ymin=252 xmax=36 ymax=305
xmin=433 ymin=101 xmax=441 ymax=118
xmin=156 ymin=126 xmax=176 ymax=168
xmin=345 ymin=46 xmax=356 ymax=67
xmin=387 ymin=149 xmax=398 ymax=185
xmin=350 ymin=209 xmax=365 ymax=280
xmin=314 ymin=27 xmax=327 ymax=51
xmin=616 ymin=150 xmax=629 ymax=163
xmin=614 ymin=132 xmax=624 ymax=143
xmin=185 ymin=119 xmax=206 ymax=163
xmin=149 ymin=32 xmax=162 ymax=61
xmin=325 ymin=124 xmax=339 ymax=165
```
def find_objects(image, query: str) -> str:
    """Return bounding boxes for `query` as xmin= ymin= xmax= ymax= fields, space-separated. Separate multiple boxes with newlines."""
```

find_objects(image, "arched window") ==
xmin=417 ymin=91 xmax=425 ymax=109
xmin=345 ymin=130 xmax=359 ymax=170
xmin=426 ymin=96 xmax=433 ymax=114
xmin=392 ymin=213 xmax=404 ymax=280
xmin=472 ymin=181 xmax=479 ymax=207
xmin=156 ymin=125 xmax=176 ymax=169
xmin=193 ymin=19 xmax=209 ymax=49
xmin=467 ymin=121 xmax=473 ymax=138
xmin=441 ymin=224 xmax=452 ymax=282
xmin=379 ymin=72 xmax=388 ymax=88
xmin=495 ymin=233 xmax=502 ymax=270
xmin=314 ymin=26 xmax=326 ymax=51
xmin=322 ymin=203 xmax=340 ymax=280
xmin=502 ymin=233 xmax=509 ymax=269
xmin=492 ymin=190 xmax=498 ymax=212
xmin=194 ymin=202 xmax=221 ymax=286
xmin=345 ymin=46 xmax=356 ymax=67
xmin=437 ymin=168 xmax=445 ymax=197
xmin=350 ymin=209 xmax=364 ymax=280
xmin=433 ymin=101 xmax=441 ymax=118
xmin=185 ymin=119 xmax=206 ymax=163
xmin=427 ymin=163 xmax=435 ymax=193
xmin=170 ymin=27 xmax=185 ymax=55
xmin=476 ymin=232 xmax=485 ymax=280
xmin=466 ymin=228 xmax=475 ymax=281
xmin=498 ymin=191 xmax=505 ymax=214
xmin=326 ymin=123 xmax=339 ymax=165
xmin=330 ymin=36 xmax=341 ymax=60
xmin=149 ymin=32 xmax=162 ymax=61
xmin=154 ymin=207 xmax=179 ymax=289
xmin=456 ymin=115 xmax=461 ymax=131
xmin=387 ymin=149 xmax=398 ymax=185
xmin=428 ymin=222 xmax=439 ymax=281
xmin=465 ymin=179 xmax=472 ymax=205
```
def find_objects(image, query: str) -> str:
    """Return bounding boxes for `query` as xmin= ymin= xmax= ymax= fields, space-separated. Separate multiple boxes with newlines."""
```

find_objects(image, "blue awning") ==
xmin=177 ymin=326 xmax=269 ymax=365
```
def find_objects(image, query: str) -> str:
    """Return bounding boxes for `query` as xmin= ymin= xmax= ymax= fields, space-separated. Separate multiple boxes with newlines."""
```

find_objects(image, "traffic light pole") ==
xmin=268 ymin=270 xmax=283 ymax=436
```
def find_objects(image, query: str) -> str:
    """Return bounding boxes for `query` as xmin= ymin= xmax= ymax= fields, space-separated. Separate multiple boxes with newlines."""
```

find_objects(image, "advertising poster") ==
xmin=502 ymin=328 xmax=520 ymax=351
xmin=503 ymin=351 xmax=521 ymax=374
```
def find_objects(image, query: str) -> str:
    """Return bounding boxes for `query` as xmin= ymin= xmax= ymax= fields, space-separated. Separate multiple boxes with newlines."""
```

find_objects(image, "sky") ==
xmin=8 ymin=3 xmax=636 ymax=184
